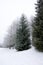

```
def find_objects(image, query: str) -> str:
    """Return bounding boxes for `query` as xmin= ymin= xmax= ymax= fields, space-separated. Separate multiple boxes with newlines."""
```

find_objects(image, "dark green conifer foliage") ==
xmin=15 ymin=14 xmax=31 ymax=51
xmin=32 ymin=0 xmax=43 ymax=51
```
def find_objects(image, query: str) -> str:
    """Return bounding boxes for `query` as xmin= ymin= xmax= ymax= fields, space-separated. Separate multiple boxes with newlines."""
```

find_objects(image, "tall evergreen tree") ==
xmin=15 ymin=14 xmax=31 ymax=51
xmin=32 ymin=0 xmax=43 ymax=51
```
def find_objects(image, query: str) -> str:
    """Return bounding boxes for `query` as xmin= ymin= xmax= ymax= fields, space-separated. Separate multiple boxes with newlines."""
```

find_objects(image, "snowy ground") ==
xmin=0 ymin=47 xmax=43 ymax=65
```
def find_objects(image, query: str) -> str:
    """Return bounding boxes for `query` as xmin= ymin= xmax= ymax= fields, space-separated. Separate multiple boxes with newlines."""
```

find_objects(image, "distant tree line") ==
xmin=4 ymin=14 xmax=31 ymax=51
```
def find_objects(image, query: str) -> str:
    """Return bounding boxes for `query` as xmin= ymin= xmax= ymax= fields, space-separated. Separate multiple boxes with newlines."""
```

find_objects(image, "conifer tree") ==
xmin=32 ymin=0 xmax=43 ymax=51
xmin=3 ymin=22 xmax=17 ymax=48
xmin=15 ymin=14 xmax=31 ymax=51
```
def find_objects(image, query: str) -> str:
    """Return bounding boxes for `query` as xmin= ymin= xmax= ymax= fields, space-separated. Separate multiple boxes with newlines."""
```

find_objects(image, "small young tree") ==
xmin=32 ymin=0 xmax=43 ymax=51
xmin=15 ymin=14 xmax=31 ymax=51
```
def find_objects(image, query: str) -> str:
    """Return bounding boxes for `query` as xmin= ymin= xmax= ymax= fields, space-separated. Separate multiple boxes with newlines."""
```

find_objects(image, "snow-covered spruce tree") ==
xmin=15 ymin=14 xmax=31 ymax=51
xmin=32 ymin=0 xmax=43 ymax=51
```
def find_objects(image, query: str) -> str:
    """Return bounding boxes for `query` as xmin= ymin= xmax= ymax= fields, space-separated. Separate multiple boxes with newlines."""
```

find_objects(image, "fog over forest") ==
xmin=0 ymin=0 xmax=36 ymax=44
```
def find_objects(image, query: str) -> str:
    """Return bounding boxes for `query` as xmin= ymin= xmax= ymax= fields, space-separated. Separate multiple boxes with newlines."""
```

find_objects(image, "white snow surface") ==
xmin=0 ymin=47 xmax=43 ymax=65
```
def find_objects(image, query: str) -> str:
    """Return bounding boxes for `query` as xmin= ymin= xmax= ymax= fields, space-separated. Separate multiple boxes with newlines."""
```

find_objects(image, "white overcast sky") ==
xmin=0 ymin=0 xmax=36 ymax=43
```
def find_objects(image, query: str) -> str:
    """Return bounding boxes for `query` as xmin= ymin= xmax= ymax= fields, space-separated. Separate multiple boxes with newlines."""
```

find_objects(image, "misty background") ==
xmin=0 ymin=0 xmax=36 ymax=44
